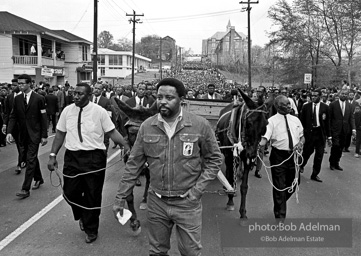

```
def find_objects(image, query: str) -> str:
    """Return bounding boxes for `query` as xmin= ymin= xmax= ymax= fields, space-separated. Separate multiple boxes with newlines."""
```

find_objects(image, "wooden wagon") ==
xmin=182 ymin=98 xmax=232 ymax=130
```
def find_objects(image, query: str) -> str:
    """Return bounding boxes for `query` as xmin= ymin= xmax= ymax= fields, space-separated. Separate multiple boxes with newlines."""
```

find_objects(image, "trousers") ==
xmin=147 ymin=190 xmax=202 ymax=256
xmin=270 ymin=147 xmax=300 ymax=219
xmin=63 ymin=149 xmax=106 ymax=235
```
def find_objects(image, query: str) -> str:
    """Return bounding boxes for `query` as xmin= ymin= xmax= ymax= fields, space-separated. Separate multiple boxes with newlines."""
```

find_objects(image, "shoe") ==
xmin=343 ymin=148 xmax=350 ymax=152
xmin=15 ymin=166 xmax=21 ymax=174
xmin=85 ymin=233 xmax=97 ymax=243
xmin=32 ymin=180 xmax=44 ymax=190
xmin=311 ymin=176 xmax=323 ymax=182
xmin=335 ymin=165 xmax=343 ymax=171
xmin=330 ymin=165 xmax=335 ymax=170
xmin=16 ymin=190 xmax=30 ymax=198
xmin=255 ymin=171 xmax=262 ymax=178
xmin=355 ymin=154 xmax=359 ymax=158
xmin=79 ymin=219 xmax=84 ymax=231
xmin=299 ymin=166 xmax=304 ymax=173
xmin=135 ymin=178 xmax=141 ymax=187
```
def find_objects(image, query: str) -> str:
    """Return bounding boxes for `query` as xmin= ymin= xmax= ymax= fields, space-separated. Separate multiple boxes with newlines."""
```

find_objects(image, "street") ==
xmin=1 ymin=135 xmax=361 ymax=256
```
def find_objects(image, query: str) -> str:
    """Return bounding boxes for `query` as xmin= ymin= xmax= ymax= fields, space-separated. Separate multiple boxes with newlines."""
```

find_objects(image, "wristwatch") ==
xmin=49 ymin=153 xmax=56 ymax=157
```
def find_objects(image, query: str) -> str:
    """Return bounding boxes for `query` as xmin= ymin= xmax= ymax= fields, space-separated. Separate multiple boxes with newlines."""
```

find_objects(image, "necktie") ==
xmin=139 ymin=98 xmax=142 ymax=106
xmin=284 ymin=115 xmax=294 ymax=151
xmin=24 ymin=94 xmax=27 ymax=107
xmin=312 ymin=104 xmax=317 ymax=127
xmin=77 ymin=107 xmax=83 ymax=143
xmin=94 ymin=97 xmax=98 ymax=104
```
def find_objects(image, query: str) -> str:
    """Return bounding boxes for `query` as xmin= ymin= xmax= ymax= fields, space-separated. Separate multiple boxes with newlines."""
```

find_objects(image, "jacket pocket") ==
xmin=143 ymin=135 xmax=163 ymax=158
xmin=179 ymin=134 xmax=200 ymax=158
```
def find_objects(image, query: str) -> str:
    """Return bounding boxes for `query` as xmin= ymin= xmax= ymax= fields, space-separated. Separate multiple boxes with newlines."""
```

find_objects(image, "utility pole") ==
xmin=156 ymin=37 xmax=164 ymax=79
xmin=126 ymin=10 xmax=143 ymax=88
xmin=239 ymin=0 xmax=258 ymax=89
xmin=92 ymin=0 xmax=98 ymax=83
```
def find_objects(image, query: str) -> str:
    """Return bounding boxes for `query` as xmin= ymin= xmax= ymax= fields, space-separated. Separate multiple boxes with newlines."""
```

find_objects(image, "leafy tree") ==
xmin=109 ymin=38 xmax=133 ymax=51
xmin=135 ymin=35 xmax=175 ymax=63
xmin=97 ymin=31 xmax=114 ymax=48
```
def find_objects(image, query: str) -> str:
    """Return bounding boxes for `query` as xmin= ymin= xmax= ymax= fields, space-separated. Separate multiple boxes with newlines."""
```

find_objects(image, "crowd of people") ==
xmin=1 ymin=68 xmax=361 ymax=254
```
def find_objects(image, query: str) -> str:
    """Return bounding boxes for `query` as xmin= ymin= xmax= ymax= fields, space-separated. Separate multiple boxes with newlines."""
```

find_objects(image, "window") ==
xmin=82 ymin=45 xmax=88 ymax=61
xmin=98 ymin=55 xmax=105 ymax=65
xmin=109 ymin=55 xmax=122 ymax=65
xmin=100 ymin=67 xmax=105 ymax=76
xmin=109 ymin=55 xmax=115 ymax=65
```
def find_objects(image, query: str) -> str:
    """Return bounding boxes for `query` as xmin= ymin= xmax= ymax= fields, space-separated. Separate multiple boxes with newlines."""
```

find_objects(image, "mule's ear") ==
xmin=238 ymin=88 xmax=257 ymax=109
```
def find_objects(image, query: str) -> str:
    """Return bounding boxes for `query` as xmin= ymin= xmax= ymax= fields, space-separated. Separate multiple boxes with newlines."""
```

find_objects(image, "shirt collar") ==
xmin=158 ymin=108 xmax=183 ymax=123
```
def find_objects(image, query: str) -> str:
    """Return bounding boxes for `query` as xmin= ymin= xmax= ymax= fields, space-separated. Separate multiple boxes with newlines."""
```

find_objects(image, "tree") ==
xmin=135 ymin=35 xmax=175 ymax=63
xmin=97 ymin=31 xmax=114 ymax=48
xmin=109 ymin=38 xmax=133 ymax=51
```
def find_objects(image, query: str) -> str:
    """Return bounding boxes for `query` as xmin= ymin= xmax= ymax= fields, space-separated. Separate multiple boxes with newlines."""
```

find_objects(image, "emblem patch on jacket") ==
xmin=183 ymin=142 xmax=193 ymax=156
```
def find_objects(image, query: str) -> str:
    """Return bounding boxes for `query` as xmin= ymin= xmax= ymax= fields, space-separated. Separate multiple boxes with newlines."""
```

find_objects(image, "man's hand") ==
xmin=327 ymin=138 xmax=332 ymax=147
xmin=294 ymin=142 xmax=304 ymax=152
xmin=47 ymin=156 xmax=58 ymax=172
xmin=113 ymin=198 xmax=126 ymax=220
xmin=41 ymin=138 xmax=47 ymax=146
xmin=180 ymin=187 xmax=201 ymax=201
xmin=6 ymin=134 xmax=14 ymax=144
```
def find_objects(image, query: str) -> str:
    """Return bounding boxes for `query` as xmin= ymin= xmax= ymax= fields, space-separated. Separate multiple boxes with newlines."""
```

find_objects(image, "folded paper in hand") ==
xmin=116 ymin=209 xmax=132 ymax=225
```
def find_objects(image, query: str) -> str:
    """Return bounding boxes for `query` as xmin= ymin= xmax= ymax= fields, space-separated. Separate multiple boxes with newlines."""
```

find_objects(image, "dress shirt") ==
xmin=263 ymin=113 xmax=304 ymax=151
xmin=24 ymin=90 xmax=33 ymax=104
xmin=313 ymin=103 xmax=320 ymax=127
xmin=157 ymin=108 xmax=183 ymax=139
xmin=135 ymin=96 xmax=143 ymax=106
xmin=57 ymin=102 xmax=115 ymax=151
xmin=339 ymin=100 xmax=345 ymax=116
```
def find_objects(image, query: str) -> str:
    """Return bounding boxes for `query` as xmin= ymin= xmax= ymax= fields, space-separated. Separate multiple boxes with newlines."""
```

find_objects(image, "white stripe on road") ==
xmin=0 ymin=149 xmax=121 ymax=252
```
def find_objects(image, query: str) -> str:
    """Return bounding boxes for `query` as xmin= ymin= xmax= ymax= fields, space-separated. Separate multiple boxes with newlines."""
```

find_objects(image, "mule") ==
xmin=216 ymin=89 xmax=273 ymax=224
xmin=113 ymin=98 xmax=157 ymax=210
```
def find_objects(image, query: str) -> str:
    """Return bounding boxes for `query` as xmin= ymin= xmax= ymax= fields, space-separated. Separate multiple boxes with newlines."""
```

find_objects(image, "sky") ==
xmin=1 ymin=0 xmax=280 ymax=54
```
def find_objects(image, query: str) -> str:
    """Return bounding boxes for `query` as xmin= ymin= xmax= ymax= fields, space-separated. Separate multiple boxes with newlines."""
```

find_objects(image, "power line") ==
xmin=71 ymin=0 xmax=92 ymax=32
xmin=146 ymin=9 xmax=241 ymax=22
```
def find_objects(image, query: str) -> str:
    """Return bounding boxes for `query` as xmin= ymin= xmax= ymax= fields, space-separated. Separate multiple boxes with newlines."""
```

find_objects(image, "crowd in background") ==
xmin=1 ymin=67 xmax=361 ymax=156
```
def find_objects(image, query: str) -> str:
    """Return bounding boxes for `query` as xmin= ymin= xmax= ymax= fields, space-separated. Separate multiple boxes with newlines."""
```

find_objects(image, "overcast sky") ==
xmin=1 ymin=0 xmax=280 ymax=53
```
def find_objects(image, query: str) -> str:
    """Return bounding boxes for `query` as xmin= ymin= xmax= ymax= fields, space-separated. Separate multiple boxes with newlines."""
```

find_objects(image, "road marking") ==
xmin=0 ymin=149 xmax=121 ymax=252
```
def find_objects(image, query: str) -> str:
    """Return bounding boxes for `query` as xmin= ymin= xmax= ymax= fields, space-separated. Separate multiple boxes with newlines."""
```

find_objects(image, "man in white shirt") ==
xmin=259 ymin=95 xmax=304 ymax=220
xmin=47 ymin=83 xmax=130 ymax=243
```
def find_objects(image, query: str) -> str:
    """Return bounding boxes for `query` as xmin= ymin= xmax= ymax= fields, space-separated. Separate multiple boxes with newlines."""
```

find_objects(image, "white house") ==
xmin=0 ymin=11 xmax=92 ymax=86
xmin=97 ymin=48 xmax=151 ymax=81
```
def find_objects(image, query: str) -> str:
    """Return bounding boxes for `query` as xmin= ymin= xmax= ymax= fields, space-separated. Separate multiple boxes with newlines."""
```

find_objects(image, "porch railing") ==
xmin=13 ymin=55 xmax=38 ymax=65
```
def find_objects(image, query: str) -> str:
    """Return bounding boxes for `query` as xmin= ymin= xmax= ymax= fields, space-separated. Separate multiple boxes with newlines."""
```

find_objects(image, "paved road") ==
xmin=1 ymin=135 xmax=361 ymax=255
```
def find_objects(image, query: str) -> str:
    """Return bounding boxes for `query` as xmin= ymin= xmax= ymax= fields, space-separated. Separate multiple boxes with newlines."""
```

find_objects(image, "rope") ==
xmin=257 ymin=147 xmax=304 ymax=204
xmin=50 ymin=158 xmax=123 ymax=210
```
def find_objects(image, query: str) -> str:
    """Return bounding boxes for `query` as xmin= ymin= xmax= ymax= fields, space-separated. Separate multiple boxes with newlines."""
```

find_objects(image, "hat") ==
xmin=156 ymin=78 xmax=186 ymax=97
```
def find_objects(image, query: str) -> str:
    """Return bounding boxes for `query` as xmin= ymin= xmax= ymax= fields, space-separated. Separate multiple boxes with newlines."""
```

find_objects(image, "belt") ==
xmin=155 ymin=192 xmax=183 ymax=200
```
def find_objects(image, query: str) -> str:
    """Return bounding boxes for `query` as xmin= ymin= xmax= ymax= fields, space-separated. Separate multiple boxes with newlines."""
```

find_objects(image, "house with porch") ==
xmin=0 ymin=11 xmax=92 ymax=86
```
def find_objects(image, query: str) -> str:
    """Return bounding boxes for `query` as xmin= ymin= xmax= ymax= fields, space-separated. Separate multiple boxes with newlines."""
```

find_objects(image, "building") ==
xmin=97 ymin=48 xmax=151 ymax=82
xmin=0 ymin=11 xmax=92 ymax=86
xmin=202 ymin=20 xmax=247 ymax=66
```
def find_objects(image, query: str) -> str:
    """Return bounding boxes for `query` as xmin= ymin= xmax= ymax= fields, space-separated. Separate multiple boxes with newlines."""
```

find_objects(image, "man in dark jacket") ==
xmin=328 ymin=89 xmax=356 ymax=170
xmin=6 ymin=74 xmax=48 ymax=198
xmin=299 ymin=89 xmax=331 ymax=182
xmin=45 ymin=87 xmax=59 ymax=133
